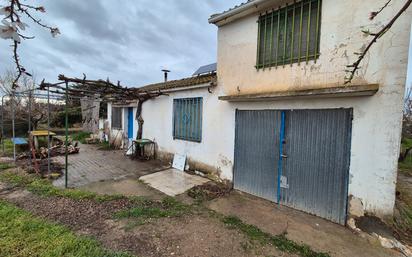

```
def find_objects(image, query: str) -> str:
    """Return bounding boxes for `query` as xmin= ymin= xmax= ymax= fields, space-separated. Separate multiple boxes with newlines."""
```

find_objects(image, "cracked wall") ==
xmin=215 ymin=0 xmax=412 ymax=218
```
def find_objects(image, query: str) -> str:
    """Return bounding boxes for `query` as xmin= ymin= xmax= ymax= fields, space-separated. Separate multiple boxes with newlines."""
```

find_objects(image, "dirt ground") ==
xmin=2 ymin=143 xmax=409 ymax=257
xmin=0 ymin=185 xmax=295 ymax=257
xmin=207 ymin=191 xmax=402 ymax=257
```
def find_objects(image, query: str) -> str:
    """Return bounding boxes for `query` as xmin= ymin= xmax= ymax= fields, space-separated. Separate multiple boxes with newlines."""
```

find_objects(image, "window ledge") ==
xmin=218 ymin=84 xmax=379 ymax=102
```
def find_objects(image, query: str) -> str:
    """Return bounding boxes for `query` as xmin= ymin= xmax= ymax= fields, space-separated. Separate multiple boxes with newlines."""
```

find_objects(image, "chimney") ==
xmin=161 ymin=69 xmax=171 ymax=82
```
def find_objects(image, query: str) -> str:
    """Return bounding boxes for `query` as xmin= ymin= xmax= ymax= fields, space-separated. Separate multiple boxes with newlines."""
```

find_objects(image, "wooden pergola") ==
xmin=36 ymin=74 xmax=165 ymax=188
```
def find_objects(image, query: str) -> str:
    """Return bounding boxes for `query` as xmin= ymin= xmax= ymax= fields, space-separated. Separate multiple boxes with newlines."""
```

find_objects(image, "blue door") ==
xmin=128 ymin=107 xmax=133 ymax=139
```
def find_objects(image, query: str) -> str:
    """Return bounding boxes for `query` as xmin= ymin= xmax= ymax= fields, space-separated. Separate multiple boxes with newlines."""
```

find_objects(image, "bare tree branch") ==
xmin=370 ymin=0 xmax=393 ymax=20
xmin=1 ymin=0 xmax=59 ymax=89
xmin=345 ymin=0 xmax=412 ymax=84
xmin=39 ymin=74 xmax=165 ymax=103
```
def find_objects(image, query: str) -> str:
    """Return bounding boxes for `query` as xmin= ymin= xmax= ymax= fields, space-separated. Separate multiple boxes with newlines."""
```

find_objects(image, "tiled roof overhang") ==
xmin=136 ymin=73 xmax=217 ymax=93
xmin=219 ymin=84 xmax=379 ymax=102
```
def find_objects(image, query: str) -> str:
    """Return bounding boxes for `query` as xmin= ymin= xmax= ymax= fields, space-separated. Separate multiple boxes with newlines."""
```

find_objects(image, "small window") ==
xmin=112 ymin=107 xmax=122 ymax=129
xmin=256 ymin=0 xmax=322 ymax=68
xmin=173 ymin=98 xmax=203 ymax=142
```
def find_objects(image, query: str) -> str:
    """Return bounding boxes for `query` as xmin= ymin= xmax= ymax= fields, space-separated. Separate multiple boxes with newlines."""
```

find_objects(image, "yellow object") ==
xmin=30 ymin=130 xmax=56 ymax=136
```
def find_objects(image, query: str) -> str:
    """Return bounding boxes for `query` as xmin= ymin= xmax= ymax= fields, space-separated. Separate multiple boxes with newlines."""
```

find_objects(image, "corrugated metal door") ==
xmin=234 ymin=110 xmax=282 ymax=202
xmin=280 ymin=109 xmax=352 ymax=224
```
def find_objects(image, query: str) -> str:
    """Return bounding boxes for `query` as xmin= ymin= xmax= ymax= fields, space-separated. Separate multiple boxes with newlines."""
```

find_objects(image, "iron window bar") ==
xmin=256 ymin=0 xmax=322 ymax=69
xmin=173 ymin=97 xmax=203 ymax=143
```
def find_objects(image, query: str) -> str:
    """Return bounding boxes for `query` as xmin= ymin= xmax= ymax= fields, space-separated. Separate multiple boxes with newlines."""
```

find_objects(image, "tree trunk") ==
xmin=136 ymin=99 xmax=145 ymax=140
xmin=135 ymin=99 xmax=147 ymax=157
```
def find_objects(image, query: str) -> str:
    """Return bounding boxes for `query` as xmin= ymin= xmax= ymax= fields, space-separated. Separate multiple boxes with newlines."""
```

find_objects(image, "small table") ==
xmin=29 ymin=130 xmax=57 ymax=150
xmin=131 ymin=139 xmax=155 ymax=160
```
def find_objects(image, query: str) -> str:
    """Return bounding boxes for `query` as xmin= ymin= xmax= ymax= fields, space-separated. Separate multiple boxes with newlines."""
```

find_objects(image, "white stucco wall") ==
xmin=217 ymin=0 xmax=411 ymax=96
xmin=142 ymin=85 xmax=405 ymax=217
xmin=212 ymin=0 xmax=412 ymax=217
xmin=141 ymin=0 xmax=412 ymax=218
xmin=142 ymin=85 xmax=235 ymax=178
xmin=107 ymin=103 xmax=137 ymax=147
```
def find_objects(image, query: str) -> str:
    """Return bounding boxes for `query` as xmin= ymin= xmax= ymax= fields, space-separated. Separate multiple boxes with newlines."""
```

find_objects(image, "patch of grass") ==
xmin=0 ymin=171 xmax=124 ymax=202
xmin=0 ymin=200 xmax=133 ymax=257
xmin=395 ymin=203 xmax=412 ymax=231
xmin=98 ymin=141 xmax=116 ymax=151
xmin=114 ymin=197 xmax=192 ymax=224
xmin=71 ymin=131 xmax=92 ymax=144
xmin=393 ymin=180 xmax=412 ymax=244
xmin=222 ymin=216 xmax=330 ymax=257
xmin=399 ymin=161 xmax=412 ymax=176
xmin=0 ymin=139 xmax=15 ymax=157
xmin=399 ymin=138 xmax=412 ymax=176
xmin=0 ymin=162 xmax=15 ymax=171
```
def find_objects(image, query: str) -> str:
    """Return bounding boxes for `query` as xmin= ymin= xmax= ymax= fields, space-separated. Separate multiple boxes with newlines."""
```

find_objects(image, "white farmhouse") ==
xmin=107 ymin=0 xmax=412 ymax=225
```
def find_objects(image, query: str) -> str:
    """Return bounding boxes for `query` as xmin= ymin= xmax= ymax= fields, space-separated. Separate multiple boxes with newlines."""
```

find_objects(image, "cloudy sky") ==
xmin=0 ymin=0 xmax=240 ymax=87
xmin=1 ymin=1 xmax=411 ymax=90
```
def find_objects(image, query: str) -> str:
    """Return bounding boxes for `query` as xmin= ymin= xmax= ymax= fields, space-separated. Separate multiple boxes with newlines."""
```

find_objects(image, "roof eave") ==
xmin=209 ymin=0 xmax=272 ymax=26
xmin=218 ymin=84 xmax=380 ymax=102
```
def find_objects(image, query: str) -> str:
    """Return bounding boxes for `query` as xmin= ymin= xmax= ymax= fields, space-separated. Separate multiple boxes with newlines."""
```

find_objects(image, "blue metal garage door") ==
xmin=280 ymin=109 xmax=352 ymax=224
xmin=234 ymin=109 xmax=352 ymax=224
xmin=234 ymin=110 xmax=282 ymax=202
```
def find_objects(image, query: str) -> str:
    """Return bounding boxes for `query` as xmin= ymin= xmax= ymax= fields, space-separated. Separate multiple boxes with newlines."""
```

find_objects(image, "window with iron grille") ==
xmin=173 ymin=98 xmax=203 ymax=142
xmin=256 ymin=0 xmax=322 ymax=69
xmin=112 ymin=107 xmax=122 ymax=129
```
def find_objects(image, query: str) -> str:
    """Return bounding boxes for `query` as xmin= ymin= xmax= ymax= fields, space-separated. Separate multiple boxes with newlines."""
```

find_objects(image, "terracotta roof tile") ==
xmin=135 ymin=73 xmax=216 ymax=92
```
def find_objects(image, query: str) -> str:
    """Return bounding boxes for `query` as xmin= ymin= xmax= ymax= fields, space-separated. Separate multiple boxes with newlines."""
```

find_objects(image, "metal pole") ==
xmin=47 ymin=85 xmax=51 ymax=174
xmin=11 ymin=91 xmax=16 ymax=162
xmin=1 ymin=95 xmax=4 ymax=153
xmin=65 ymin=81 xmax=69 ymax=188
xmin=28 ymin=90 xmax=32 ymax=169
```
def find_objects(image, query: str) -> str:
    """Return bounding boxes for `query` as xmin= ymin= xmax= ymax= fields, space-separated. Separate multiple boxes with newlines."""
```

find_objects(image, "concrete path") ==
xmin=140 ymin=169 xmax=209 ymax=196
xmin=52 ymin=144 xmax=168 ymax=188
xmin=79 ymin=178 xmax=165 ymax=200
xmin=207 ymin=191 xmax=402 ymax=257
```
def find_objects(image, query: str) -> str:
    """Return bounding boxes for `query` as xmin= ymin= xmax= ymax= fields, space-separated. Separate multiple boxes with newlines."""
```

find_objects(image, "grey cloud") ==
xmin=0 ymin=0 xmax=240 ymax=87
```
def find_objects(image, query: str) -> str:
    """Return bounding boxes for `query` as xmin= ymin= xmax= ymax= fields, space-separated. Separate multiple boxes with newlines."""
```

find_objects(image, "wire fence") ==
xmin=2 ymin=120 xmax=28 ymax=138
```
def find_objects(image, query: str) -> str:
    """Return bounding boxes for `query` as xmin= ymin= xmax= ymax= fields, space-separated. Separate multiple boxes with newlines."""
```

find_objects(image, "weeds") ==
xmin=98 ymin=141 xmax=116 ymax=151
xmin=0 ymin=162 xmax=15 ymax=171
xmin=393 ymin=179 xmax=412 ymax=244
xmin=0 ymin=201 xmax=133 ymax=257
xmin=0 ymin=139 xmax=16 ymax=157
xmin=114 ymin=196 xmax=192 ymax=224
xmin=222 ymin=216 xmax=331 ymax=257
xmin=71 ymin=131 xmax=92 ymax=144
xmin=399 ymin=138 xmax=412 ymax=176
xmin=396 ymin=137 xmax=412 ymax=243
